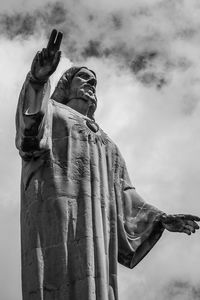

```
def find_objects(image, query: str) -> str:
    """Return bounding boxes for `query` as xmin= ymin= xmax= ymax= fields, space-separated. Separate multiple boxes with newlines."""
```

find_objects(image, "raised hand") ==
xmin=31 ymin=29 xmax=63 ymax=82
xmin=161 ymin=214 xmax=200 ymax=235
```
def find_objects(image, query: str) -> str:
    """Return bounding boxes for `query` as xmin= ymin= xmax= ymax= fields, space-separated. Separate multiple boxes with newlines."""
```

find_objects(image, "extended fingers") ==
xmin=54 ymin=32 xmax=63 ymax=51
xmin=183 ymin=228 xmax=192 ymax=235
xmin=47 ymin=29 xmax=58 ymax=49
xmin=182 ymin=220 xmax=199 ymax=235
xmin=182 ymin=214 xmax=200 ymax=222
xmin=184 ymin=224 xmax=196 ymax=233
xmin=47 ymin=29 xmax=63 ymax=54
xmin=186 ymin=220 xmax=200 ymax=230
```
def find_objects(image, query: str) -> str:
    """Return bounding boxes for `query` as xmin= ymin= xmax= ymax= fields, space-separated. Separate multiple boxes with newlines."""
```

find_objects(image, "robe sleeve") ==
xmin=15 ymin=72 xmax=51 ymax=159
xmin=116 ymin=156 xmax=165 ymax=269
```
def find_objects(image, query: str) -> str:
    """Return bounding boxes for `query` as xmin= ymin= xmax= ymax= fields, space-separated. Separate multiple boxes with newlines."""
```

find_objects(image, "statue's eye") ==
xmin=78 ymin=73 xmax=90 ymax=80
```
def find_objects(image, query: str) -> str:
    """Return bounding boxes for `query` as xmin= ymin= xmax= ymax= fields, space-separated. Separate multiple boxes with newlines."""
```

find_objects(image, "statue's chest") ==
xmin=51 ymin=104 xmax=109 ymax=145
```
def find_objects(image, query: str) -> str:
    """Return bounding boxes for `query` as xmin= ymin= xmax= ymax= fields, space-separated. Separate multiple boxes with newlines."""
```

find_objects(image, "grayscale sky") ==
xmin=0 ymin=0 xmax=200 ymax=299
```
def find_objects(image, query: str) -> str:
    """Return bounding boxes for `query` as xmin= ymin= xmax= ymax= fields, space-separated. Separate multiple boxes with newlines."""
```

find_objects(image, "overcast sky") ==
xmin=0 ymin=0 xmax=200 ymax=299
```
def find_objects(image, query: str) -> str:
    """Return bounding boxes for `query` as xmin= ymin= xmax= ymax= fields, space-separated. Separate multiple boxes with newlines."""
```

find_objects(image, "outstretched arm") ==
xmin=116 ymin=157 xmax=200 ymax=269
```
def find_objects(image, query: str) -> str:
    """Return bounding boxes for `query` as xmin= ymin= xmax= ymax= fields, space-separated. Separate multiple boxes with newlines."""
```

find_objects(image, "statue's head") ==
xmin=51 ymin=66 xmax=97 ymax=120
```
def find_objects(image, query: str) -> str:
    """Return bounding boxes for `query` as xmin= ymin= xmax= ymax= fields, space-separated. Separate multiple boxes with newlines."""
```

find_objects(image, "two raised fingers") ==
xmin=47 ymin=29 xmax=63 ymax=55
xmin=36 ymin=29 xmax=63 ymax=66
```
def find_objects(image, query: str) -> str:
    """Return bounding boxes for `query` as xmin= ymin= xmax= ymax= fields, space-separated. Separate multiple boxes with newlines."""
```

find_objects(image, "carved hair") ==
xmin=51 ymin=66 xmax=97 ymax=120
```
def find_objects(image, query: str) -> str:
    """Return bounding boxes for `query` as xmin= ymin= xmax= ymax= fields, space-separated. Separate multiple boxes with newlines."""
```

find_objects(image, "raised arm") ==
xmin=16 ymin=29 xmax=63 ymax=156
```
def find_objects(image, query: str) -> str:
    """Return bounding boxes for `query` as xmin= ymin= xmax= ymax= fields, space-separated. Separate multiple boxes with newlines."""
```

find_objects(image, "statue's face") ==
xmin=69 ymin=68 xmax=97 ymax=106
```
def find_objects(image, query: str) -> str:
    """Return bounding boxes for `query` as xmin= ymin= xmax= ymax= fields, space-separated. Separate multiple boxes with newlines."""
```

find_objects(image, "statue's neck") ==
xmin=66 ymin=98 xmax=90 ymax=116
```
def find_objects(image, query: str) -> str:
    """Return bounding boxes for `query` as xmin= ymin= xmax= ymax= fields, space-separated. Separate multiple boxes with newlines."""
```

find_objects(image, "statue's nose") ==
xmin=88 ymin=78 xmax=96 ymax=87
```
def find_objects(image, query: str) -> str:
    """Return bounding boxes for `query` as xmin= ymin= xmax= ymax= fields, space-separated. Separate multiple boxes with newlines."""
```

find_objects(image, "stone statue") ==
xmin=16 ymin=29 xmax=200 ymax=300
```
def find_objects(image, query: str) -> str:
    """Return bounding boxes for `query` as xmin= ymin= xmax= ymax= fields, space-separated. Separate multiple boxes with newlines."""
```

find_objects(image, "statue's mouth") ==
xmin=83 ymin=84 xmax=96 ymax=93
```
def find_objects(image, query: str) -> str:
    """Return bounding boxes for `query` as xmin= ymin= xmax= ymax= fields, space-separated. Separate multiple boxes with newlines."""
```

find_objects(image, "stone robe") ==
xmin=16 ymin=73 xmax=164 ymax=300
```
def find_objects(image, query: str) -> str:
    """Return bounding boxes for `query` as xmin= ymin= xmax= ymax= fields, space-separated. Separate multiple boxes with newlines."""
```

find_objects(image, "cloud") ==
xmin=162 ymin=280 xmax=200 ymax=300
xmin=0 ymin=1 xmax=200 ymax=300
xmin=0 ymin=0 xmax=199 ymax=98
xmin=0 ymin=2 xmax=66 ymax=39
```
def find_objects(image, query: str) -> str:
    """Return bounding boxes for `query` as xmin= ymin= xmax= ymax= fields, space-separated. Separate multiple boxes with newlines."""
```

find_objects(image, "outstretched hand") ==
xmin=161 ymin=214 xmax=200 ymax=235
xmin=31 ymin=29 xmax=63 ymax=82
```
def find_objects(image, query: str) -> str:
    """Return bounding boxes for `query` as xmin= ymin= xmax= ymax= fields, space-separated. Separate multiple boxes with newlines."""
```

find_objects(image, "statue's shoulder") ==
xmin=49 ymin=99 xmax=70 ymax=111
xmin=49 ymin=99 xmax=78 ymax=119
